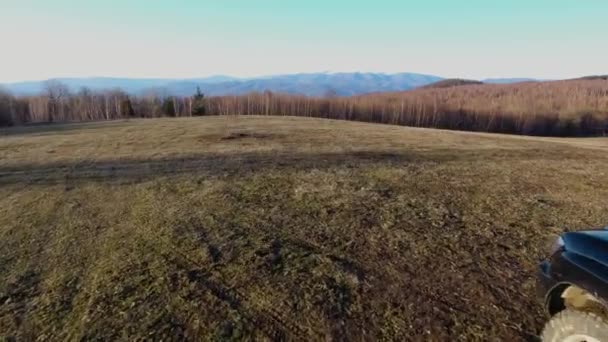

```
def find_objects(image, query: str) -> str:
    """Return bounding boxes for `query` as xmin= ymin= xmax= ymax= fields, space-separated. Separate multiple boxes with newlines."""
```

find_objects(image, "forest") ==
xmin=1 ymin=79 xmax=607 ymax=136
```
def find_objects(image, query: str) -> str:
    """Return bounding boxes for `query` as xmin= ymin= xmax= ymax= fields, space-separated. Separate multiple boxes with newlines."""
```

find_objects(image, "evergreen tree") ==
xmin=191 ymin=86 xmax=206 ymax=116
xmin=162 ymin=97 xmax=176 ymax=117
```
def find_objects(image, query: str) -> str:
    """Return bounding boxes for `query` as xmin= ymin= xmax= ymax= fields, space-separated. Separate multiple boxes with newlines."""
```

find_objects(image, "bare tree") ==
xmin=44 ymin=80 xmax=70 ymax=122
xmin=4 ymin=79 xmax=608 ymax=137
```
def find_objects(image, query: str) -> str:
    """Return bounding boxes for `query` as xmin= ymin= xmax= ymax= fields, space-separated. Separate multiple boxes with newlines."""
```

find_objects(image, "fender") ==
xmin=542 ymin=230 xmax=608 ymax=313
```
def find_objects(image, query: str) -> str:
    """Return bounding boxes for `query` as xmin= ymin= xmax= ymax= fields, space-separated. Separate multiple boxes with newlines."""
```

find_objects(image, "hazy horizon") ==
xmin=1 ymin=72 xmax=545 ymax=85
xmin=2 ymin=0 xmax=607 ymax=83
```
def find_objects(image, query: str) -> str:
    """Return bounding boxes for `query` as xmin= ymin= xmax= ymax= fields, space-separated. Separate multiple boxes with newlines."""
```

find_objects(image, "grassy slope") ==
xmin=1 ymin=116 xmax=608 ymax=341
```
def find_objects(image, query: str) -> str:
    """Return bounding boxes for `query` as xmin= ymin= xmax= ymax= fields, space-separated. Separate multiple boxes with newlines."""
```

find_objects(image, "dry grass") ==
xmin=1 ymin=116 xmax=608 ymax=341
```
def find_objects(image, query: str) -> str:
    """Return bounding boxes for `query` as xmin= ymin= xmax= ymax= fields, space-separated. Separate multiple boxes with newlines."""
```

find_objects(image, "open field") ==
xmin=1 ymin=116 xmax=608 ymax=340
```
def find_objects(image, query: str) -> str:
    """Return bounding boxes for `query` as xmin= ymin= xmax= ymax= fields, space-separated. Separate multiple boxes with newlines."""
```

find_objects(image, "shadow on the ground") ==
xmin=0 ymin=151 xmax=416 ymax=187
xmin=0 ymin=121 xmax=130 ymax=137
xmin=0 ymin=147 xmax=592 ymax=187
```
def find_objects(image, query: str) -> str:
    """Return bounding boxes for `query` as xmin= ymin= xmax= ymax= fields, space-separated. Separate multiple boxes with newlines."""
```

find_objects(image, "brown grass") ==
xmin=1 ymin=116 xmax=608 ymax=340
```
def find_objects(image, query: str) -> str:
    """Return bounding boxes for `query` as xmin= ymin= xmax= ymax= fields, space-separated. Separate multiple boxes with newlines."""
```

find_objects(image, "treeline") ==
xmin=1 ymin=79 xmax=607 ymax=136
xmin=0 ymin=81 xmax=207 ymax=125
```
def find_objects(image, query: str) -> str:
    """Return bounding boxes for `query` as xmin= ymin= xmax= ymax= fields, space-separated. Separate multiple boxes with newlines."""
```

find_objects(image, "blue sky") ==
xmin=1 ymin=0 xmax=607 ymax=82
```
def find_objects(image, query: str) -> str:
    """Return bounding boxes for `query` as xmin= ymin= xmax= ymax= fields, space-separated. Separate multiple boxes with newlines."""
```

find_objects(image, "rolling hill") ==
xmin=1 ymin=74 xmax=551 ymax=97
xmin=1 ymin=72 xmax=444 ymax=97
xmin=1 ymin=116 xmax=608 ymax=340
xmin=482 ymin=78 xmax=539 ymax=84
xmin=421 ymin=78 xmax=483 ymax=89
xmin=1 ymin=76 xmax=239 ymax=97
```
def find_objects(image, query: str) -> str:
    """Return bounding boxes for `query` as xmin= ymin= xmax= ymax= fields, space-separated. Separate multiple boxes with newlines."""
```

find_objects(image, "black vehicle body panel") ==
xmin=537 ymin=229 xmax=608 ymax=312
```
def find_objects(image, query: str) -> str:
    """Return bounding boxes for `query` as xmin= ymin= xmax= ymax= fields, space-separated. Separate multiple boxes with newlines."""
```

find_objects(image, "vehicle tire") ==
xmin=542 ymin=309 xmax=608 ymax=342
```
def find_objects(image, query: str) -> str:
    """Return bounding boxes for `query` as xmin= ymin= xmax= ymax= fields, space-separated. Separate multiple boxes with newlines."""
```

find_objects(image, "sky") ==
xmin=1 ymin=0 xmax=607 ymax=82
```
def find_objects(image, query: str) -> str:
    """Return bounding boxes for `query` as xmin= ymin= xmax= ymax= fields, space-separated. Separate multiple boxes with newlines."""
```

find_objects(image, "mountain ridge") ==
xmin=1 ymin=73 xmax=543 ymax=97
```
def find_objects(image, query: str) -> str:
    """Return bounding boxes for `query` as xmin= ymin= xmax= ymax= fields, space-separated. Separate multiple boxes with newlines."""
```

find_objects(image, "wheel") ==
xmin=542 ymin=309 xmax=608 ymax=342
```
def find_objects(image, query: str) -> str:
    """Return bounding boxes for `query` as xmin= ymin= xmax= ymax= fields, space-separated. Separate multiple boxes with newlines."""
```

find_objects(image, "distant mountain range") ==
xmin=0 ymin=73 xmax=541 ymax=97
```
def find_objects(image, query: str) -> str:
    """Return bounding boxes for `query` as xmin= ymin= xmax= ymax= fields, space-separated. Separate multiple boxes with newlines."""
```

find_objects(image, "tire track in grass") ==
xmin=146 ymin=234 xmax=313 ymax=341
